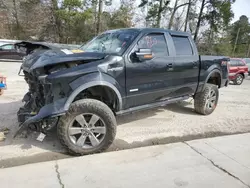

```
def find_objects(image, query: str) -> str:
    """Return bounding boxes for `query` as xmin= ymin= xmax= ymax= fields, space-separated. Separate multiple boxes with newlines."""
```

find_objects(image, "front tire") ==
xmin=194 ymin=84 xmax=219 ymax=115
xmin=233 ymin=74 xmax=244 ymax=85
xmin=57 ymin=99 xmax=117 ymax=156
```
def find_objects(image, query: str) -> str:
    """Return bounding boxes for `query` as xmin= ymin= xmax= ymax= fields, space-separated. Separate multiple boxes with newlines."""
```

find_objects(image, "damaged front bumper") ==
xmin=14 ymin=97 xmax=68 ymax=138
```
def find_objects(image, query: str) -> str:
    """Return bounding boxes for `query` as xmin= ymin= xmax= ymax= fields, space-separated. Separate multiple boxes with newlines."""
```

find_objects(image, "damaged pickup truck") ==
xmin=16 ymin=28 xmax=229 ymax=155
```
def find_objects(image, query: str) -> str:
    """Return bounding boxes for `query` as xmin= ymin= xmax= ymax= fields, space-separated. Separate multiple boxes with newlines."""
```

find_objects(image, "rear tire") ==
xmin=57 ymin=99 xmax=116 ymax=156
xmin=233 ymin=74 xmax=244 ymax=85
xmin=194 ymin=84 xmax=219 ymax=115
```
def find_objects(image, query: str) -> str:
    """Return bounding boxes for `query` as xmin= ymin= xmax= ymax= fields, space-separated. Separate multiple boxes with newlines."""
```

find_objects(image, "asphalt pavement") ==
xmin=0 ymin=133 xmax=250 ymax=188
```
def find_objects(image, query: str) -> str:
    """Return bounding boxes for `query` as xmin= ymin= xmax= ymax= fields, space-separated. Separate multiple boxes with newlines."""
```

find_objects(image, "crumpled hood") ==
xmin=20 ymin=45 xmax=107 ymax=72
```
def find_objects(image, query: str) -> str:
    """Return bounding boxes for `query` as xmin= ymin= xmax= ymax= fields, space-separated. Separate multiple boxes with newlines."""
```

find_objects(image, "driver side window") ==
xmin=137 ymin=33 xmax=169 ymax=56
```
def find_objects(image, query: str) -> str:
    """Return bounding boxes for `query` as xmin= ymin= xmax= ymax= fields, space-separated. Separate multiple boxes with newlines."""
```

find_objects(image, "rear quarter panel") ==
xmin=197 ymin=55 xmax=229 ymax=92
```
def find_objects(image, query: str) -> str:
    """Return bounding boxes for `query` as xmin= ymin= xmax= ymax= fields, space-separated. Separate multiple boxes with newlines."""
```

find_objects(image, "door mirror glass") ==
xmin=135 ymin=48 xmax=153 ymax=62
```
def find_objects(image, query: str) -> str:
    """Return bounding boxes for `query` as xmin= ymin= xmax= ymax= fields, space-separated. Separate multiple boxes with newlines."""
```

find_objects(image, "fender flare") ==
xmin=203 ymin=68 xmax=222 ymax=90
xmin=64 ymin=81 xmax=123 ymax=111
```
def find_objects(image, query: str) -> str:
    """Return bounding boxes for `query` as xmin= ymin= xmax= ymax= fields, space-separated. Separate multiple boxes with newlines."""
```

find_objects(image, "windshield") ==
xmin=80 ymin=30 xmax=139 ymax=55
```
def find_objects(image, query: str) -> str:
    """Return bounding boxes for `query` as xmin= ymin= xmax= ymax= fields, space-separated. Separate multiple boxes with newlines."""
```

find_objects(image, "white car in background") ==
xmin=243 ymin=58 xmax=250 ymax=75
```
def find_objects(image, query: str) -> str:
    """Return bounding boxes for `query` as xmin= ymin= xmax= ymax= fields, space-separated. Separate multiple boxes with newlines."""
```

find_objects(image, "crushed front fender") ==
xmin=14 ymin=98 xmax=68 ymax=138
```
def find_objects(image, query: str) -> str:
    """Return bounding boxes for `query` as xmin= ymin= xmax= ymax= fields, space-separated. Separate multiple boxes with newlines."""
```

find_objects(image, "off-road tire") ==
xmin=233 ymin=74 xmax=244 ymax=85
xmin=57 ymin=99 xmax=117 ymax=156
xmin=194 ymin=84 xmax=219 ymax=115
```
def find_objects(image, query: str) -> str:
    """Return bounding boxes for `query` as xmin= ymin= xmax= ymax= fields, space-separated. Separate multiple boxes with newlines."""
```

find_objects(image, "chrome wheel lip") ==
xmin=205 ymin=89 xmax=217 ymax=110
xmin=68 ymin=113 xmax=107 ymax=149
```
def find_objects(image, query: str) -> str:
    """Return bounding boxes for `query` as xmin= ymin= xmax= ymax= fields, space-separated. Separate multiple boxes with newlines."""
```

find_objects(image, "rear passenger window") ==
xmin=172 ymin=36 xmax=193 ymax=55
xmin=238 ymin=60 xmax=245 ymax=66
xmin=229 ymin=59 xmax=239 ymax=67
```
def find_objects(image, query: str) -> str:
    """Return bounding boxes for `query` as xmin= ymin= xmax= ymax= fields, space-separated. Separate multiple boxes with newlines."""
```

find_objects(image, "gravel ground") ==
xmin=0 ymin=61 xmax=250 ymax=168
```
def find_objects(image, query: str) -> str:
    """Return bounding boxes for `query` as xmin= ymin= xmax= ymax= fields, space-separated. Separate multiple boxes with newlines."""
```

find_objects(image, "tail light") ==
xmin=221 ymin=61 xmax=227 ymax=66
xmin=221 ymin=60 xmax=229 ymax=72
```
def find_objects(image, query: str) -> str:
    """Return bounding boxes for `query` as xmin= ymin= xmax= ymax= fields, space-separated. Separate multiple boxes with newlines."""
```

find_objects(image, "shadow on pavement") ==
xmin=108 ymin=131 xmax=249 ymax=152
xmin=0 ymin=99 xmax=198 ymax=155
xmin=0 ymin=100 xmax=65 ymax=154
xmin=117 ymin=100 xmax=197 ymax=125
xmin=164 ymin=100 xmax=197 ymax=116
xmin=1 ymin=130 xmax=249 ymax=169
xmin=1 ymin=99 xmax=249 ymax=169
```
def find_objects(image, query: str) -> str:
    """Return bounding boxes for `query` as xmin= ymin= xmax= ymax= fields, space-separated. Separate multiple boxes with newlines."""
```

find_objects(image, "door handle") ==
xmin=167 ymin=63 xmax=173 ymax=68
xmin=166 ymin=63 xmax=173 ymax=71
xmin=193 ymin=62 xmax=197 ymax=67
xmin=107 ymin=67 xmax=124 ymax=71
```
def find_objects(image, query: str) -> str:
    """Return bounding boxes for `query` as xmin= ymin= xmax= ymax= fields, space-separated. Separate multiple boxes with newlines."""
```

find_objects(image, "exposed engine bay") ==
xmin=14 ymin=29 xmax=135 ymax=138
xmin=15 ymin=41 xmax=108 ymax=135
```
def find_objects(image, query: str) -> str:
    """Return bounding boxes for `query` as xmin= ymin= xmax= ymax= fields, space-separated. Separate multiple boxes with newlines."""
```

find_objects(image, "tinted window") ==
xmin=172 ymin=36 xmax=193 ymax=55
xmin=238 ymin=60 xmax=245 ymax=66
xmin=244 ymin=58 xmax=250 ymax=64
xmin=138 ymin=33 xmax=168 ymax=56
xmin=229 ymin=59 xmax=239 ymax=66
xmin=1 ymin=44 xmax=14 ymax=50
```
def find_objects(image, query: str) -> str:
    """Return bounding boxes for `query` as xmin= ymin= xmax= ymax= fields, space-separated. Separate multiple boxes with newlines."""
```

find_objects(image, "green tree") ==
xmin=56 ymin=0 xmax=94 ymax=43
xmin=230 ymin=15 xmax=250 ymax=57
xmin=138 ymin=0 xmax=170 ymax=28
xmin=194 ymin=0 xmax=235 ymax=42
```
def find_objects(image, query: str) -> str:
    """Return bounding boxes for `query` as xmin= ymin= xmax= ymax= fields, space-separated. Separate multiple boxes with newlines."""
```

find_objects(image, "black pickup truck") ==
xmin=16 ymin=28 xmax=229 ymax=155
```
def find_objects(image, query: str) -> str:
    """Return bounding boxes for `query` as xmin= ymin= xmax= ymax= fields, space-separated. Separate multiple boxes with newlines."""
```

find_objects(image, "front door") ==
xmin=124 ymin=32 xmax=174 ymax=109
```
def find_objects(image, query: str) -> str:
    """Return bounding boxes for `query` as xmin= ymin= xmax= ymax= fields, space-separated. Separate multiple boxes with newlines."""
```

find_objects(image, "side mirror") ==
xmin=135 ymin=48 xmax=153 ymax=62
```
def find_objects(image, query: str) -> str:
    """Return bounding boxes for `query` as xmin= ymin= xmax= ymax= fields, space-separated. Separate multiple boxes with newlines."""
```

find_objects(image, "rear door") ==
xmin=229 ymin=59 xmax=240 ymax=76
xmin=168 ymin=34 xmax=200 ymax=97
xmin=238 ymin=59 xmax=248 ymax=73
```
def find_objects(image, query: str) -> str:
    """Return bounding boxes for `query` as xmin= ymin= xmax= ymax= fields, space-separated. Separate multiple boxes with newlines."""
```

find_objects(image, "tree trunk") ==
xmin=96 ymin=0 xmax=103 ymax=34
xmin=184 ymin=0 xmax=191 ymax=32
xmin=156 ymin=0 xmax=163 ymax=28
xmin=194 ymin=0 xmax=206 ymax=42
xmin=92 ymin=0 xmax=98 ymax=35
xmin=168 ymin=0 xmax=178 ymax=29
xmin=51 ymin=0 xmax=63 ymax=42
xmin=168 ymin=1 xmax=189 ymax=30
xmin=12 ymin=0 xmax=21 ymax=39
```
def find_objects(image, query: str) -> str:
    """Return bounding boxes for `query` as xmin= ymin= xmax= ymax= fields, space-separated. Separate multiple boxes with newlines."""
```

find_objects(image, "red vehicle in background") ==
xmin=228 ymin=58 xmax=249 ymax=85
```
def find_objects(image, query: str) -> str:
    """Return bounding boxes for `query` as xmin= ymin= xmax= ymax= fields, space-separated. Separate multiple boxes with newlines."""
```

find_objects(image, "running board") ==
xmin=116 ymin=95 xmax=190 ymax=116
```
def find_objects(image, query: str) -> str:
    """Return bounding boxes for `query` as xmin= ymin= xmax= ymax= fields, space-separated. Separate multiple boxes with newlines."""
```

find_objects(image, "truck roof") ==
xmin=103 ymin=28 xmax=190 ymax=37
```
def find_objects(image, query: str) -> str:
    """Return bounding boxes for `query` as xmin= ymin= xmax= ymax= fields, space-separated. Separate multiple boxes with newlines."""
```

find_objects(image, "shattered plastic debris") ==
xmin=0 ymin=132 xmax=6 ymax=142
xmin=0 ymin=128 xmax=10 ymax=142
